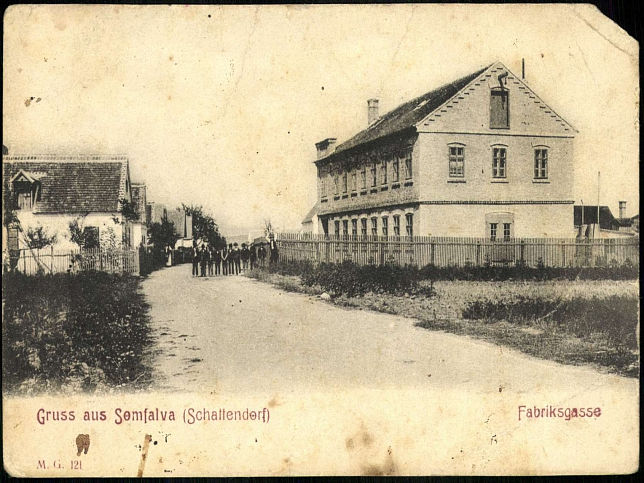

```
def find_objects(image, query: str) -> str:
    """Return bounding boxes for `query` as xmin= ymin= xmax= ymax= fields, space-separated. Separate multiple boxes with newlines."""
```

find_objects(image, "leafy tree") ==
xmin=68 ymin=216 xmax=99 ymax=249
xmin=148 ymin=217 xmax=180 ymax=250
xmin=182 ymin=204 xmax=226 ymax=248
xmin=25 ymin=225 xmax=58 ymax=249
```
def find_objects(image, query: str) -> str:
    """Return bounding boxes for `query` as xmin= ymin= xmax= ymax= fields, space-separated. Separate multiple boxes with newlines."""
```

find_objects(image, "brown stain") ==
xmin=267 ymin=395 xmax=281 ymax=408
xmin=361 ymin=451 xmax=397 ymax=476
xmin=169 ymin=55 xmax=174 ymax=62
xmin=75 ymin=434 xmax=90 ymax=456
xmin=345 ymin=437 xmax=355 ymax=450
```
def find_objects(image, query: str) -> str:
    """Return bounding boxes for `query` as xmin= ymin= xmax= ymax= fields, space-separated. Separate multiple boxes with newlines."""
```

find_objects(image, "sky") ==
xmin=3 ymin=4 xmax=639 ymax=236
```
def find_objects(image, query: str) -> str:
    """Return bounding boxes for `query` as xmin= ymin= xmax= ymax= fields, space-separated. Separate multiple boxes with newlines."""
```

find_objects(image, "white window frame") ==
xmin=448 ymin=144 xmax=465 ymax=178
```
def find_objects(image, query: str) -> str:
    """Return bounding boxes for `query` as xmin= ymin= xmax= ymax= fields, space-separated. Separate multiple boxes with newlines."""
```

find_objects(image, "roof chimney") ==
xmin=619 ymin=201 xmax=627 ymax=218
xmin=315 ymin=138 xmax=337 ymax=160
xmin=367 ymin=98 xmax=379 ymax=126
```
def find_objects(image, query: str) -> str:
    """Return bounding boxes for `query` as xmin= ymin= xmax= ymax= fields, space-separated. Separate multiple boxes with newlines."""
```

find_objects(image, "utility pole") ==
xmin=596 ymin=171 xmax=601 ymax=237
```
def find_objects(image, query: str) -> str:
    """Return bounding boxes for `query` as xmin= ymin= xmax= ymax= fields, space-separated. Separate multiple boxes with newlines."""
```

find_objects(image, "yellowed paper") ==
xmin=2 ymin=4 xmax=639 ymax=476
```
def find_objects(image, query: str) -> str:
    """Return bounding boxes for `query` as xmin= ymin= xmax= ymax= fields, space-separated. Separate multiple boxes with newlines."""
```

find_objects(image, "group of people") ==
xmin=191 ymin=240 xmax=277 ymax=277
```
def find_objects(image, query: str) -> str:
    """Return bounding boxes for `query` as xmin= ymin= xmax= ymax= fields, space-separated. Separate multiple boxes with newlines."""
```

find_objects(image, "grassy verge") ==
xmin=247 ymin=265 xmax=639 ymax=377
xmin=2 ymin=271 xmax=153 ymax=394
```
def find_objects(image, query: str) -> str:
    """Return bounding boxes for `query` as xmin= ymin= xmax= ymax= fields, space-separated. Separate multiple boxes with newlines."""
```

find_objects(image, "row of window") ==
xmin=448 ymin=145 xmax=549 ymax=180
xmin=332 ymin=213 xmax=414 ymax=237
xmin=321 ymin=149 xmax=413 ymax=200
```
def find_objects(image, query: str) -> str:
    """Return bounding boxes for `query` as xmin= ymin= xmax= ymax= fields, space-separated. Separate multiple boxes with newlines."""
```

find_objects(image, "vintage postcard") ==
xmin=2 ymin=3 xmax=639 ymax=477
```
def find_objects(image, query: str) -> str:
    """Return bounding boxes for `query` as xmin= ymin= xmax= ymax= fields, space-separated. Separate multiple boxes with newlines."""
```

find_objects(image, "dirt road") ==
xmin=141 ymin=265 xmax=636 ymax=395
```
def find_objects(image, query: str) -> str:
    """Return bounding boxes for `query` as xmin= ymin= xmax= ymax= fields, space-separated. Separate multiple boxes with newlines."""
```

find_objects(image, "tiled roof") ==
xmin=329 ymin=64 xmax=492 ymax=157
xmin=3 ymin=155 xmax=128 ymax=214
xmin=301 ymin=203 xmax=319 ymax=224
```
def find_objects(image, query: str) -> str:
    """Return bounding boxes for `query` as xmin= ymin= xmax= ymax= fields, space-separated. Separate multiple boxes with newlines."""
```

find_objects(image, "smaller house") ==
xmin=2 ymin=154 xmax=138 ymax=251
xmin=301 ymin=204 xmax=320 ymax=234
xmin=573 ymin=205 xmax=636 ymax=238
xmin=130 ymin=183 xmax=148 ymax=247
xmin=165 ymin=207 xmax=193 ymax=248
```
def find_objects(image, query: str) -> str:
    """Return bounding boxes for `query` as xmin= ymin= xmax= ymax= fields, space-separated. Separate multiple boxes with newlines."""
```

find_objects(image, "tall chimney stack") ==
xmin=367 ymin=98 xmax=379 ymax=126
xmin=619 ymin=201 xmax=626 ymax=218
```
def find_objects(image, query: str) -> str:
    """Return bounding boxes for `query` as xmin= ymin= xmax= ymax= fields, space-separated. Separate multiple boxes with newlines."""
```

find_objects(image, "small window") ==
xmin=342 ymin=220 xmax=348 ymax=236
xmin=360 ymin=166 xmax=367 ymax=190
xmin=503 ymin=223 xmax=511 ymax=241
xmin=320 ymin=176 xmax=327 ymax=198
xmin=492 ymin=147 xmax=507 ymax=178
xmin=392 ymin=157 xmax=399 ymax=183
xmin=360 ymin=218 xmax=367 ymax=236
xmin=490 ymin=223 xmax=498 ymax=241
xmin=8 ymin=227 xmax=19 ymax=251
xmin=382 ymin=216 xmax=388 ymax=236
xmin=351 ymin=219 xmax=358 ymax=236
xmin=449 ymin=146 xmax=465 ymax=177
xmin=371 ymin=162 xmax=378 ymax=187
xmin=83 ymin=226 xmax=100 ymax=249
xmin=534 ymin=149 xmax=548 ymax=179
xmin=342 ymin=171 xmax=348 ymax=193
xmin=381 ymin=158 xmax=388 ymax=185
xmin=371 ymin=217 xmax=378 ymax=236
xmin=334 ymin=220 xmax=340 ymax=235
xmin=405 ymin=213 xmax=413 ymax=237
xmin=17 ymin=192 xmax=32 ymax=210
xmin=490 ymin=88 xmax=509 ymax=129
xmin=393 ymin=215 xmax=400 ymax=236
xmin=351 ymin=170 xmax=357 ymax=192
xmin=403 ymin=150 xmax=413 ymax=180
xmin=333 ymin=173 xmax=339 ymax=195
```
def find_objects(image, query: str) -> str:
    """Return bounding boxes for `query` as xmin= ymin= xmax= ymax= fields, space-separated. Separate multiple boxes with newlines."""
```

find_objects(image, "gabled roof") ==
xmin=327 ymin=64 xmax=492 ymax=157
xmin=301 ymin=203 xmax=319 ymax=224
xmin=573 ymin=205 xmax=622 ymax=230
xmin=2 ymin=155 xmax=129 ymax=214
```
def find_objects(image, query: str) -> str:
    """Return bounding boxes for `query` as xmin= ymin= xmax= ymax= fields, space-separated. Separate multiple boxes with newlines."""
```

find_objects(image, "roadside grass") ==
xmin=246 ymin=263 xmax=639 ymax=377
xmin=2 ymin=271 xmax=153 ymax=394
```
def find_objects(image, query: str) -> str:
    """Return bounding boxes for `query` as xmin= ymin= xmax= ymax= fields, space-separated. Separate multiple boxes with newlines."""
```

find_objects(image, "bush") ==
xmin=462 ymin=294 xmax=639 ymax=350
xmin=2 ymin=271 xmax=152 ymax=393
xmin=418 ymin=263 xmax=639 ymax=282
xmin=259 ymin=260 xmax=433 ymax=297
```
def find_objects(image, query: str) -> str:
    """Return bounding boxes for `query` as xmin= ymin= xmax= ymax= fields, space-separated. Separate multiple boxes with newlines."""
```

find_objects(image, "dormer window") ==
xmin=490 ymin=87 xmax=509 ymax=129
xmin=10 ymin=170 xmax=41 ymax=210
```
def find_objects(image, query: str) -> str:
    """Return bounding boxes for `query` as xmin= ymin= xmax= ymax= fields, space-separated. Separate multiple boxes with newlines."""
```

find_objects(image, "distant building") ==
xmin=301 ymin=204 xmax=320 ymax=234
xmin=130 ymin=183 xmax=148 ymax=247
xmin=2 ymin=154 xmax=137 ymax=251
xmin=165 ymin=207 xmax=193 ymax=248
xmin=573 ymin=205 xmax=637 ymax=238
xmin=312 ymin=61 xmax=576 ymax=239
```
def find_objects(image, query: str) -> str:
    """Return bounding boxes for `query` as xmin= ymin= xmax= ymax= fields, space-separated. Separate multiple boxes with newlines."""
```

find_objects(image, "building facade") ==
xmin=313 ymin=61 xmax=576 ymax=239
xmin=2 ymin=154 xmax=138 ymax=251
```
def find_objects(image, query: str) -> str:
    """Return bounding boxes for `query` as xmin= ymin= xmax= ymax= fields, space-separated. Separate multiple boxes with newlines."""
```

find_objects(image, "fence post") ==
xmin=520 ymin=240 xmax=525 ymax=265
xmin=430 ymin=238 xmax=435 ymax=266
xmin=476 ymin=241 xmax=481 ymax=266
xmin=50 ymin=245 xmax=54 ymax=274
xmin=561 ymin=241 xmax=566 ymax=267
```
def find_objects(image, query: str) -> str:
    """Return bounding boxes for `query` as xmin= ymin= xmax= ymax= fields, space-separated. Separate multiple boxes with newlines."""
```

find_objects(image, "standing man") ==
xmin=240 ymin=243 xmax=250 ymax=272
xmin=258 ymin=243 xmax=266 ymax=267
xmin=227 ymin=244 xmax=235 ymax=275
xmin=221 ymin=245 xmax=229 ymax=276
xmin=191 ymin=243 xmax=199 ymax=277
xmin=214 ymin=246 xmax=222 ymax=276
xmin=232 ymin=243 xmax=241 ymax=275
xmin=249 ymin=243 xmax=257 ymax=271
xmin=207 ymin=245 xmax=214 ymax=276
xmin=200 ymin=245 xmax=208 ymax=277
xmin=269 ymin=235 xmax=279 ymax=265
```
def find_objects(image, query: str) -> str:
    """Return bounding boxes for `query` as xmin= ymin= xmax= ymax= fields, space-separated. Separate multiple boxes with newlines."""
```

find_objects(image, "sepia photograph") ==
xmin=2 ymin=3 xmax=639 ymax=476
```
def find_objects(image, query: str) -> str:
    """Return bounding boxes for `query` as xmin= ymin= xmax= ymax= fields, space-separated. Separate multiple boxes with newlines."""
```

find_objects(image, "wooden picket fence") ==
xmin=276 ymin=233 xmax=640 ymax=268
xmin=10 ymin=247 xmax=140 ymax=275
